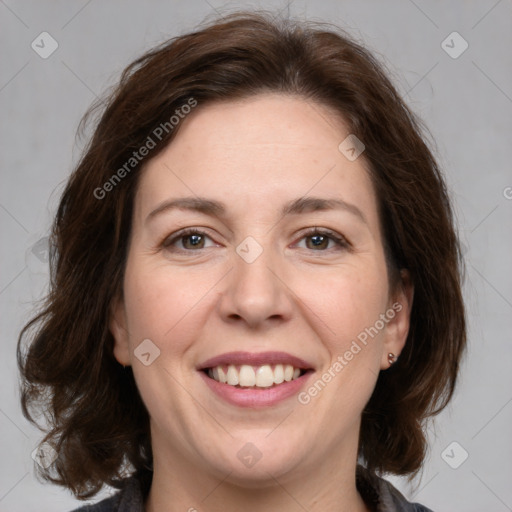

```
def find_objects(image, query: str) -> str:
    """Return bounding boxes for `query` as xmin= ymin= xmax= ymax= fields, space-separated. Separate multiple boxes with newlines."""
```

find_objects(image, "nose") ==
xmin=217 ymin=242 xmax=294 ymax=329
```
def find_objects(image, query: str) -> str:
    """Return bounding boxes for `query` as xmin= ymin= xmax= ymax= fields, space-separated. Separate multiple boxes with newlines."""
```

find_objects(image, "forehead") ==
xmin=157 ymin=94 xmax=351 ymax=161
xmin=135 ymin=94 xmax=379 ymax=227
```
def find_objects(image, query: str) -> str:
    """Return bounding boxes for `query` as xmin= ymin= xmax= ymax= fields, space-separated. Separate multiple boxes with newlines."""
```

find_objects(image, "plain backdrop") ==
xmin=1 ymin=1 xmax=511 ymax=511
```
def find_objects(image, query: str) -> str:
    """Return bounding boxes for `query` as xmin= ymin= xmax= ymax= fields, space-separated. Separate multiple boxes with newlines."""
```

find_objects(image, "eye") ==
xmin=162 ymin=228 xmax=217 ymax=252
xmin=294 ymin=228 xmax=350 ymax=251
xmin=161 ymin=227 xmax=350 ymax=254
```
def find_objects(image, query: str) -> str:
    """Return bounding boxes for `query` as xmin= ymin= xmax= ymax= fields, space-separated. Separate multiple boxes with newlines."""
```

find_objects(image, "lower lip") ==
xmin=199 ymin=370 xmax=314 ymax=408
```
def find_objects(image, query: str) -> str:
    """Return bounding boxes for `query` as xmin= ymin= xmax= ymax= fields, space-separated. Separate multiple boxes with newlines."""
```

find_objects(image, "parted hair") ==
xmin=18 ymin=10 xmax=466 ymax=499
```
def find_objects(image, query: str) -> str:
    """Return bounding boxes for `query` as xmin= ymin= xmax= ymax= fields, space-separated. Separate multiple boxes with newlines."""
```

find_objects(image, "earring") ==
xmin=388 ymin=353 xmax=397 ymax=366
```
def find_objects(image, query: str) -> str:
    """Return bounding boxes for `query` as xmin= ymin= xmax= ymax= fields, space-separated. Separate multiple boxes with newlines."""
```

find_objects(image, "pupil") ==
xmin=185 ymin=234 xmax=203 ymax=248
xmin=310 ymin=235 xmax=327 ymax=249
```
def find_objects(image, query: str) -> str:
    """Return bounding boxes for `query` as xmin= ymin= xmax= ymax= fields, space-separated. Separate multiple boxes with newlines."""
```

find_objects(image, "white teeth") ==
xmin=239 ymin=365 xmax=256 ymax=386
xmin=255 ymin=365 xmax=274 ymax=387
xmin=284 ymin=364 xmax=294 ymax=382
xmin=218 ymin=366 xmax=227 ymax=383
xmin=227 ymin=365 xmax=239 ymax=386
xmin=207 ymin=363 xmax=305 ymax=387
xmin=274 ymin=364 xmax=284 ymax=384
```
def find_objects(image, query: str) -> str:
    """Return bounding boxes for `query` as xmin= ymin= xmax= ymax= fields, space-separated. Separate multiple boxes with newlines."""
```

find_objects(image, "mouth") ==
xmin=203 ymin=364 xmax=310 ymax=388
xmin=197 ymin=351 xmax=315 ymax=397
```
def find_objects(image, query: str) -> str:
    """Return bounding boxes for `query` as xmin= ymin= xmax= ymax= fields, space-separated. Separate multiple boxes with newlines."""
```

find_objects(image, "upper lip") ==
xmin=197 ymin=351 xmax=315 ymax=370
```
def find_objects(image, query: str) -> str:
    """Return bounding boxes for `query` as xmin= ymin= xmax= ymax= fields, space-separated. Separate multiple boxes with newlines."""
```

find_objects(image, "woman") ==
xmin=18 ymin=11 xmax=466 ymax=512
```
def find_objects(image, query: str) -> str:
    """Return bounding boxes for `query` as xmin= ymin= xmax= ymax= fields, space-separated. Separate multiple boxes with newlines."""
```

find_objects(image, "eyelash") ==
xmin=161 ymin=227 xmax=350 ymax=253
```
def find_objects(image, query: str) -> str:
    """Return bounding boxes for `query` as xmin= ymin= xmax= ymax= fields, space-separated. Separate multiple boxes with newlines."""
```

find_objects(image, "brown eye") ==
xmin=163 ymin=229 xmax=215 ymax=252
xmin=305 ymin=233 xmax=330 ymax=250
xmin=295 ymin=228 xmax=349 ymax=251
xmin=181 ymin=233 xmax=206 ymax=249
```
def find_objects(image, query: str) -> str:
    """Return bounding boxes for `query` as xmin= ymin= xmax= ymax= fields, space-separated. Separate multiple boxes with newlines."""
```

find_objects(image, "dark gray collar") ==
xmin=356 ymin=465 xmax=433 ymax=512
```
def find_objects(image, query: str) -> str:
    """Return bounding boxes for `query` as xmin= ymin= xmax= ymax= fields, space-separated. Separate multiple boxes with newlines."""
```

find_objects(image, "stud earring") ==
xmin=388 ymin=353 xmax=397 ymax=366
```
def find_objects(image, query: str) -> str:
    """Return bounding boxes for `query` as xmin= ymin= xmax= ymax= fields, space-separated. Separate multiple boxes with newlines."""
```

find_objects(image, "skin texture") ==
xmin=110 ymin=94 xmax=413 ymax=512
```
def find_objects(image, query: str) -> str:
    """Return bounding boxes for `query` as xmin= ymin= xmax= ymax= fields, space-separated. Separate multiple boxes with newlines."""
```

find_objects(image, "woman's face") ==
xmin=111 ymin=93 xmax=412 ymax=484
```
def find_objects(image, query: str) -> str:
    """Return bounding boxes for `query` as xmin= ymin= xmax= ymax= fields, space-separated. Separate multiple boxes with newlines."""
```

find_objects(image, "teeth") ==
xmin=207 ymin=363 xmax=305 ymax=388
xmin=239 ymin=365 xmax=256 ymax=386
xmin=218 ymin=366 xmax=227 ymax=383
xmin=255 ymin=365 xmax=274 ymax=387
xmin=226 ymin=365 xmax=239 ymax=386
xmin=274 ymin=364 xmax=284 ymax=384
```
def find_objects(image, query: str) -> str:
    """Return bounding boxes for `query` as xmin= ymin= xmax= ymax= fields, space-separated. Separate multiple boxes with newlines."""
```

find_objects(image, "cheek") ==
xmin=300 ymin=263 xmax=389 ymax=347
xmin=299 ymin=273 xmax=388 ymax=404
xmin=292 ymin=267 xmax=390 ymax=444
xmin=121 ymin=261 xmax=209 ymax=355
xmin=295 ymin=262 xmax=389 ymax=411
xmin=121 ymin=261 xmax=212 ymax=429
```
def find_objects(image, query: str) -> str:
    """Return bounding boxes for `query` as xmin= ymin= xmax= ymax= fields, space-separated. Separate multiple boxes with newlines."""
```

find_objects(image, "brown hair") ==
xmin=18 ymin=10 xmax=466 ymax=499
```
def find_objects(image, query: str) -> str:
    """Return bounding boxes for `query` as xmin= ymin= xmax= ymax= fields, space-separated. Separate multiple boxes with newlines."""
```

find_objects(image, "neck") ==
xmin=145 ymin=427 xmax=370 ymax=512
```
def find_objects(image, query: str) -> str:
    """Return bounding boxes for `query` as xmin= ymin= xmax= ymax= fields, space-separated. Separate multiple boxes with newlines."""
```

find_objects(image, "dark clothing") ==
xmin=72 ymin=466 xmax=433 ymax=512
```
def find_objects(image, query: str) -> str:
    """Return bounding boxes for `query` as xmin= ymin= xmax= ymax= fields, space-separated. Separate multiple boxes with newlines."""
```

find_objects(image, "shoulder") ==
xmin=356 ymin=465 xmax=434 ymax=512
xmin=70 ymin=476 xmax=145 ymax=512
xmin=378 ymin=477 xmax=434 ymax=512
xmin=70 ymin=493 xmax=120 ymax=512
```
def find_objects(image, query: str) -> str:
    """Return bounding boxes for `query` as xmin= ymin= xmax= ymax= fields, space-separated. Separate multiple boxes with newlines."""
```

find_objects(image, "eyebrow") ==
xmin=146 ymin=196 xmax=367 ymax=225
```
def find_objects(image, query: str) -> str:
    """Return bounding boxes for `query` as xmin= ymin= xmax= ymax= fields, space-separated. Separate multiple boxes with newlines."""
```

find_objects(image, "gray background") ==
xmin=1 ymin=0 xmax=511 ymax=510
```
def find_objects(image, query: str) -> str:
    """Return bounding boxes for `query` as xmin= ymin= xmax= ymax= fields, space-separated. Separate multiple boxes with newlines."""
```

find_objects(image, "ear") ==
xmin=380 ymin=269 xmax=414 ymax=370
xmin=109 ymin=294 xmax=131 ymax=367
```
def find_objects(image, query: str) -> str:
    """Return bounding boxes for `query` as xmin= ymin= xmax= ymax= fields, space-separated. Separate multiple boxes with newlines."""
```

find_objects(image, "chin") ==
xmin=220 ymin=456 xmax=303 ymax=489
xmin=207 ymin=435 xmax=306 ymax=486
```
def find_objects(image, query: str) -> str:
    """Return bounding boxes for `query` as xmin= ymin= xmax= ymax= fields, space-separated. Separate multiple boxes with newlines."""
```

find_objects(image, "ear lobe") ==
xmin=382 ymin=270 xmax=414 ymax=368
xmin=109 ymin=297 xmax=131 ymax=366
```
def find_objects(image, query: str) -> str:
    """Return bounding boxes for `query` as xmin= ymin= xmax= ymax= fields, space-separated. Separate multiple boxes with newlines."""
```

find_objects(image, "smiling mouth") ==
xmin=203 ymin=364 xmax=310 ymax=388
